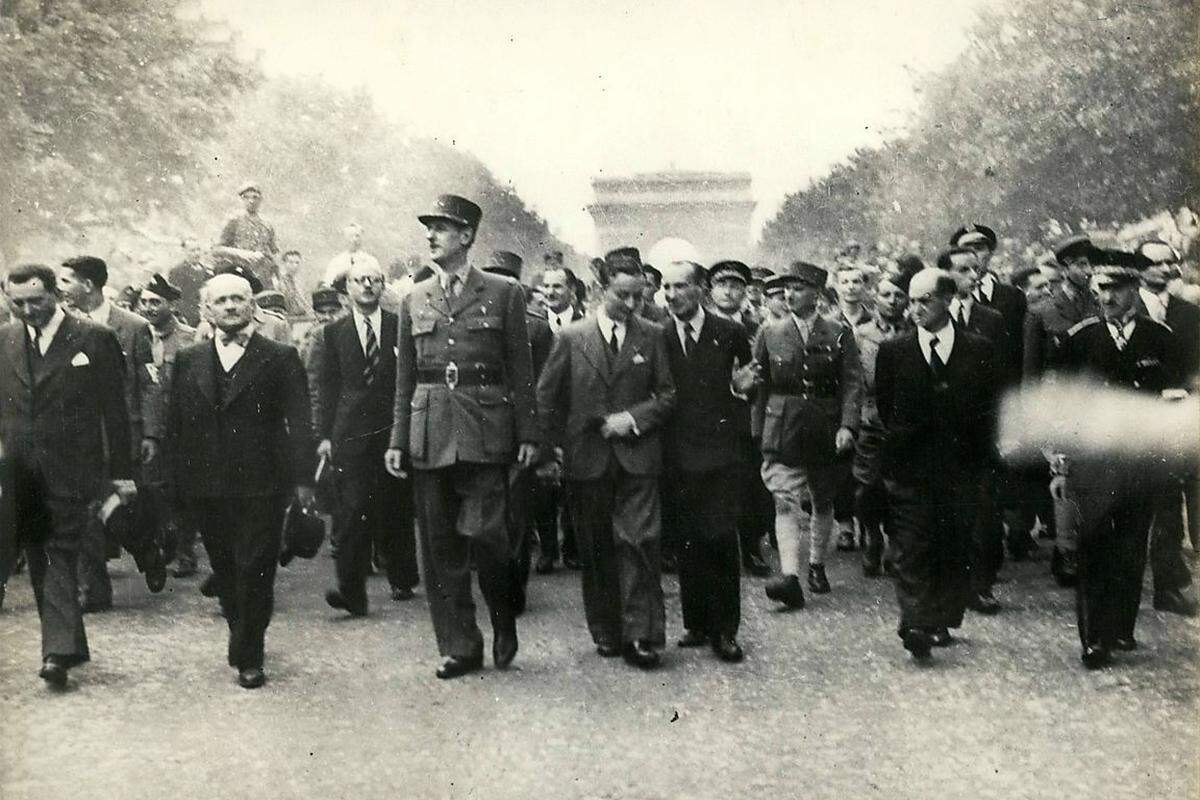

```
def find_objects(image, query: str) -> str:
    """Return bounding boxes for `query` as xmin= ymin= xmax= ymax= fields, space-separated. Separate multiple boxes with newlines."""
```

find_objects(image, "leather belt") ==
xmin=416 ymin=362 xmax=503 ymax=389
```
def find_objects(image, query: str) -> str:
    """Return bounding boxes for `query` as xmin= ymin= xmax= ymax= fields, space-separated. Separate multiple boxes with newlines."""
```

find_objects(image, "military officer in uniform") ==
xmin=1052 ymin=254 xmax=1185 ymax=668
xmin=385 ymin=195 xmax=539 ymax=680
xmin=752 ymin=262 xmax=862 ymax=608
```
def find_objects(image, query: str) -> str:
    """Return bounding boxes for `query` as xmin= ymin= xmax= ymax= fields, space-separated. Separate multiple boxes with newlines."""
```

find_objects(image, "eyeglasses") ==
xmin=347 ymin=275 xmax=384 ymax=286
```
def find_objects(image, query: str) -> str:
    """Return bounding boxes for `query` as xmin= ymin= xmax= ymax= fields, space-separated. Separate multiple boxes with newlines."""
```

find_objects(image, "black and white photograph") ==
xmin=0 ymin=1 xmax=1197 ymax=798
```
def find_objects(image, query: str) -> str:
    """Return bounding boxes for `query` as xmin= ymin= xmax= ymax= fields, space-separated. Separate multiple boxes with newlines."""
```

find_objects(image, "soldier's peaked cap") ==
xmin=1053 ymin=234 xmax=1098 ymax=265
xmin=788 ymin=261 xmax=828 ymax=287
xmin=709 ymin=260 xmax=752 ymax=285
xmin=950 ymin=224 xmax=997 ymax=250
xmin=418 ymin=194 xmax=483 ymax=229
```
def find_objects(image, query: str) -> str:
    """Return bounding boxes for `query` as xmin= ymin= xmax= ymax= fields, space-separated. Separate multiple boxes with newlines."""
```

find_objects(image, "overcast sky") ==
xmin=200 ymin=0 xmax=993 ymax=253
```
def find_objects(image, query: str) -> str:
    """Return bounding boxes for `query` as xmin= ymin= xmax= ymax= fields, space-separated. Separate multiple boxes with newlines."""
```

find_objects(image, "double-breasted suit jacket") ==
xmin=752 ymin=314 xmax=862 ymax=469
xmin=536 ymin=314 xmax=676 ymax=481
xmin=390 ymin=268 xmax=538 ymax=469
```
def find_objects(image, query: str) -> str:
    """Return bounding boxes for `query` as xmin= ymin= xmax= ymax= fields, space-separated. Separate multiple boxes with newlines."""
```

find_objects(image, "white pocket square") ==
xmin=70 ymin=352 xmax=90 ymax=367
xmin=393 ymin=346 xmax=398 ymax=357
xmin=631 ymin=353 xmax=646 ymax=365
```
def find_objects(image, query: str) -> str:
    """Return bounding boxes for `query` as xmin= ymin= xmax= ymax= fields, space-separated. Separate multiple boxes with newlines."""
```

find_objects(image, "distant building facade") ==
xmin=588 ymin=171 xmax=757 ymax=263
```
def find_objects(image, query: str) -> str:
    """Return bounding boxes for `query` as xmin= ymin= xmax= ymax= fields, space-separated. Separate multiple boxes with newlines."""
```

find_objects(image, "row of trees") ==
xmin=0 ymin=0 xmax=573 ymax=289
xmin=759 ymin=0 xmax=1200 ymax=265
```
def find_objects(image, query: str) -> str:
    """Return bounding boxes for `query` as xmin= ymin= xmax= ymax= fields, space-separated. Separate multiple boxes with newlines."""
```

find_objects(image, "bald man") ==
xmin=167 ymin=272 xmax=315 ymax=689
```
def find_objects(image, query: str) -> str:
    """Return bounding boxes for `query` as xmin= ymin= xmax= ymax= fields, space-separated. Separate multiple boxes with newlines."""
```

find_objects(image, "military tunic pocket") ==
xmin=411 ymin=316 xmax=437 ymax=336
xmin=409 ymin=390 xmax=430 ymax=460
xmin=475 ymin=390 xmax=515 ymax=456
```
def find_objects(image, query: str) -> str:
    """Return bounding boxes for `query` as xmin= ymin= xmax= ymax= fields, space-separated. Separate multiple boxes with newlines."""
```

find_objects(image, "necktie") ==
xmin=28 ymin=327 xmax=42 ymax=359
xmin=609 ymin=328 xmax=620 ymax=357
xmin=683 ymin=322 xmax=695 ymax=357
xmin=447 ymin=275 xmax=462 ymax=298
xmin=220 ymin=329 xmax=251 ymax=347
xmin=363 ymin=316 xmax=379 ymax=385
xmin=1111 ymin=323 xmax=1128 ymax=351
xmin=928 ymin=335 xmax=945 ymax=376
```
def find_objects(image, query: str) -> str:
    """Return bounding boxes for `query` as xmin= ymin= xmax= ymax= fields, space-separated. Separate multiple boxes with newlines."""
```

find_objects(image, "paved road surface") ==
xmin=1 ymin=543 xmax=1197 ymax=800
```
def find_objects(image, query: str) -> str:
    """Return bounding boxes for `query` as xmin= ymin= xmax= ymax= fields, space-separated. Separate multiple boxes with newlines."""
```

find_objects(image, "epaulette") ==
xmin=1066 ymin=316 xmax=1101 ymax=337
xmin=258 ymin=308 xmax=287 ymax=322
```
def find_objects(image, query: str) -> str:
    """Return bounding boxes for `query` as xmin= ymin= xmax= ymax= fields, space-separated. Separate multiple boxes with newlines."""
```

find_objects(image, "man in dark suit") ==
xmin=876 ymin=268 xmax=1002 ymax=659
xmin=537 ymin=265 xmax=586 ymax=572
xmin=951 ymin=224 xmax=1027 ymax=368
xmin=57 ymin=255 xmax=163 ymax=610
xmin=752 ymin=262 xmax=862 ymax=608
xmin=0 ymin=263 xmax=136 ymax=686
xmin=385 ymin=195 xmax=539 ymax=680
xmin=708 ymin=260 xmax=773 ymax=577
xmin=659 ymin=260 xmax=757 ymax=662
xmin=1134 ymin=240 xmax=1198 ymax=616
xmin=167 ymin=269 xmax=314 ymax=689
xmin=537 ymin=247 xmax=676 ymax=669
xmin=309 ymin=258 xmax=418 ymax=617
xmin=1053 ymin=257 xmax=1185 ymax=668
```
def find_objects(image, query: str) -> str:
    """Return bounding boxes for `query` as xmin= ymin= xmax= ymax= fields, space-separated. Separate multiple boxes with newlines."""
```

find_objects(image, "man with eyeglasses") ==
xmin=310 ymin=260 xmax=418 ymax=616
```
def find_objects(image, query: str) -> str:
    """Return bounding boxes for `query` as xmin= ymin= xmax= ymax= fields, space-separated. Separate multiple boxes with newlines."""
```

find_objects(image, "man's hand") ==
xmin=384 ymin=448 xmax=408 ymax=479
xmin=732 ymin=359 xmax=762 ymax=394
xmin=317 ymin=439 xmax=334 ymax=461
xmin=112 ymin=479 xmax=138 ymax=506
xmin=1049 ymin=475 xmax=1068 ymax=502
xmin=296 ymin=485 xmax=316 ymax=508
xmin=140 ymin=438 xmax=158 ymax=464
xmin=835 ymin=427 xmax=855 ymax=454
xmin=517 ymin=442 xmax=540 ymax=469
xmin=600 ymin=411 xmax=637 ymax=439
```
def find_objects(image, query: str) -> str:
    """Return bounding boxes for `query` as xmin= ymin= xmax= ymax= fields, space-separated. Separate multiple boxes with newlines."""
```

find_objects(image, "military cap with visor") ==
xmin=418 ymin=194 xmax=483 ymax=229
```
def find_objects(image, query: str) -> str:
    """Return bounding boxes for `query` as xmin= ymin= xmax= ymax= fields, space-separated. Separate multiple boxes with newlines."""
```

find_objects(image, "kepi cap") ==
xmin=418 ymin=194 xmax=482 ymax=229
xmin=709 ymin=260 xmax=752 ymax=285
xmin=484 ymin=250 xmax=523 ymax=280
xmin=787 ymin=260 xmax=828 ymax=288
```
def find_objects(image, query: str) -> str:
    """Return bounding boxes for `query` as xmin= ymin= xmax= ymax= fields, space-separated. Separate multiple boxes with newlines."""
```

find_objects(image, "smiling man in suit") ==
xmin=876 ymin=268 xmax=1002 ymax=659
xmin=167 ymin=268 xmax=314 ymax=689
xmin=309 ymin=257 xmax=418 ymax=617
xmin=536 ymin=247 xmax=676 ymax=669
xmin=385 ymin=195 xmax=539 ymax=680
xmin=660 ymin=260 xmax=756 ymax=662
xmin=0 ymin=263 xmax=136 ymax=687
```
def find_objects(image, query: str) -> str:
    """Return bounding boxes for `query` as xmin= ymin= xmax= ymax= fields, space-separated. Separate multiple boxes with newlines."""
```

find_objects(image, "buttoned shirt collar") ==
xmin=351 ymin=306 xmax=383 ymax=354
xmin=548 ymin=306 xmax=574 ymax=331
xmin=1139 ymin=286 xmax=1169 ymax=324
xmin=1105 ymin=313 xmax=1137 ymax=348
xmin=28 ymin=305 xmax=66 ymax=355
xmin=917 ymin=320 xmax=955 ymax=366
xmin=790 ymin=309 xmax=819 ymax=341
xmin=949 ymin=295 xmax=974 ymax=326
xmin=595 ymin=307 xmax=626 ymax=349
xmin=673 ymin=306 xmax=704 ymax=351
xmin=432 ymin=263 xmax=474 ymax=296
xmin=975 ymin=272 xmax=996 ymax=302
xmin=86 ymin=299 xmax=113 ymax=327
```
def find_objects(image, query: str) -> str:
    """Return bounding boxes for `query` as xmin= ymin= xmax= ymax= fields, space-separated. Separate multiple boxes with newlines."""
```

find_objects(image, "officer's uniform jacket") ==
xmin=389 ymin=266 xmax=538 ymax=469
xmin=854 ymin=316 xmax=911 ymax=429
xmin=1060 ymin=314 xmax=1183 ymax=395
xmin=1023 ymin=284 xmax=1097 ymax=379
xmin=752 ymin=314 xmax=862 ymax=468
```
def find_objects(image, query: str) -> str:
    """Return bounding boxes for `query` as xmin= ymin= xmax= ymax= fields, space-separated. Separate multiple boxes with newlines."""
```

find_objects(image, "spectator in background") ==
xmin=1012 ymin=265 xmax=1052 ymax=305
xmin=323 ymin=223 xmax=382 ymax=289
xmin=275 ymin=250 xmax=310 ymax=316
xmin=215 ymin=182 xmax=278 ymax=287
xmin=169 ymin=237 xmax=213 ymax=327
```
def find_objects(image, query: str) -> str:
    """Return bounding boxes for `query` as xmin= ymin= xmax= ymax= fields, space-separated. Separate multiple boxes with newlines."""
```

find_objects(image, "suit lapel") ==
xmin=2 ymin=324 xmax=31 ymax=387
xmin=611 ymin=316 xmax=647 ymax=380
xmin=339 ymin=315 xmax=366 ymax=371
xmin=194 ymin=341 xmax=218 ymax=407
xmin=36 ymin=315 xmax=83 ymax=387
xmin=219 ymin=333 xmax=271 ymax=409
xmin=577 ymin=320 xmax=612 ymax=385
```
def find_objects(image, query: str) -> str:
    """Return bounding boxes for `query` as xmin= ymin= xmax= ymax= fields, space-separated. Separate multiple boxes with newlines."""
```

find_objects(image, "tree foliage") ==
xmin=760 ymin=0 xmax=1200 ymax=262
xmin=0 ymin=0 xmax=255 ymax=265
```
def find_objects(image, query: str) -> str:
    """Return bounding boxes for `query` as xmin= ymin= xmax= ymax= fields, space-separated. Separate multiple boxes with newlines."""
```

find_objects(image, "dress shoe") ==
xmin=1051 ymin=548 xmax=1078 ymax=588
xmin=743 ymin=551 xmax=771 ymax=577
xmin=595 ymin=641 xmax=621 ymax=658
xmin=901 ymin=628 xmax=932 ymax=659
xmin=622 ymin=641 xmax=661 ymax=670
xmin=1112 ymin=637 xmax=1138 ymax=652
xmin=237 ymin=668 xmax=266 ymax=689
xmin=835 ymin=529 xmax=857 ymax=552
xmin=764 ymin=574 xmax=806 ymax=609
xmin=199 ymin=574 xmax=219 ymax=598
xmin=144 ymin=562 xmax=167 ymax=594
xmin=436 ymin=654 xmax=483 ymax=679
xmin=1153 ymin=587 xmax=1199 ymax=617
xmin=171 ymin=559 xmax=197 ymax=579
xmin=968 ymin=591 xmax=1001 ymax=615
xmin=324 ymin=589 xmax=367 ymax=617
xmin=677 ymin=629 xmax=710 ymax=648
xmin=661 ymin=552 xmax=678 ymax=574
xmin=711 ymin=635 xmax=744 ymax=663
xmin=562 ymin=556 xmax=581 ymax=570
xmin=493 ymin=626 xmax=518 ymax=669
xmin=1081 ymin=644 xmax=1110 ymax=670
xmin=39 ymin=657 xmax=68 ymax=688
xmin=534 ymin=555 xmax=556 ymax=575
xmin=391 ymin=586 xmax=415 ymax=602
xmin=807 ymin=564 xmax=831 ymax=594
xmin=929 ymin=627 xmax=954 ymax=647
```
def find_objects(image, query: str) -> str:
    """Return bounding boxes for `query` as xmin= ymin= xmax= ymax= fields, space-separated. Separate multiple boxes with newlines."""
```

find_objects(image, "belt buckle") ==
xmin=444 ymin=361 xmax=459 ymax=390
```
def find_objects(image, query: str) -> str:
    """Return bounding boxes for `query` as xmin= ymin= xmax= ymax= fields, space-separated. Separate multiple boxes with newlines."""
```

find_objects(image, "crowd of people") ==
xmin=0 ymin=183 xmax=1197 ymax=691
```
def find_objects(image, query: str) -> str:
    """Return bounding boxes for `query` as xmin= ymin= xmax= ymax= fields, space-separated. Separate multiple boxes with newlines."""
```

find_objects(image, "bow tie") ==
xmin=219 ymin=329 xmax=251 ymax=347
